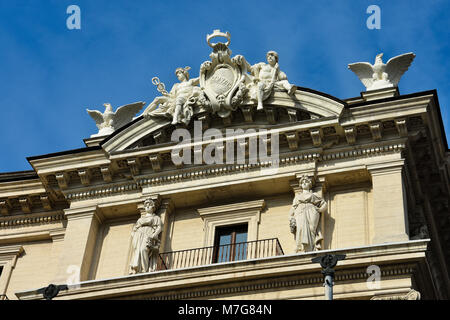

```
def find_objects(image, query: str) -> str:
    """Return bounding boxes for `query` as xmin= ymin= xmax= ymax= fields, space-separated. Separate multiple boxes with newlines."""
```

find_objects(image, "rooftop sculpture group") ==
xmin=86 ymin=30 xmax=416 ymax=135
xmin=142 ymin=30 xmax=297 ymax=124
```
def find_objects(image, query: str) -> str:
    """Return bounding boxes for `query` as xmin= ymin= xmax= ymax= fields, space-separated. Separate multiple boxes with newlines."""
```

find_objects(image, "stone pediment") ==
xmin=101 ymin=87 xmax=345 ymax=153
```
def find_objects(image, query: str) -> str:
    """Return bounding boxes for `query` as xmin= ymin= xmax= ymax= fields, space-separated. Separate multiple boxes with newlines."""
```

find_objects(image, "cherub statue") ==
xmin=249 ymin=51 xmax=296 ymax=110
xmin=143 ymin=67 xmax=207 ymax=125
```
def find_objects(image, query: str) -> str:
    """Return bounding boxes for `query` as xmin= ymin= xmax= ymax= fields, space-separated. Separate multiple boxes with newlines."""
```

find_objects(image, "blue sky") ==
xmin=0 ymin=0 xmax=448 ymax=172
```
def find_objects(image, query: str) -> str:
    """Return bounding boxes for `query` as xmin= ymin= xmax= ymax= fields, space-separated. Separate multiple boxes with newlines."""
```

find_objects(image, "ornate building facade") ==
xmin=0 ymin=31 xmax=449 ymax=300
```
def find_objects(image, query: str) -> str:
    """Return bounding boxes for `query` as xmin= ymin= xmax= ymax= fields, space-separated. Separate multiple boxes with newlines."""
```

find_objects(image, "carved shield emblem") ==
xmin=207 ymin=65 xmax=235 ymax=96
xmin=199 ymin=31 xmax=247 ymax=118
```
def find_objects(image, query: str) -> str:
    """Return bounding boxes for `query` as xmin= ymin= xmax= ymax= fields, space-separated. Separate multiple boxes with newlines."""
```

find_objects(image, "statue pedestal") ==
xmin=361 ymin=87 xmax=399 ymax=101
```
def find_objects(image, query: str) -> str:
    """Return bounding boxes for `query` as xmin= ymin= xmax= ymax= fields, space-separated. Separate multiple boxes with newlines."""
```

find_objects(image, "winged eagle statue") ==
xmin=348 ymin=52 xmax=415 ymax=91
xmin=87 ymin=101 xmax=145 ymax=137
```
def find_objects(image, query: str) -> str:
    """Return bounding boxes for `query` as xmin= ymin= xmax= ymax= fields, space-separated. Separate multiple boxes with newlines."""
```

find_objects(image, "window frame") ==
xmin=197 ymin=199 xmax=265 ymax=248
xmin=213 ymin=223 xmax=248 ymax=263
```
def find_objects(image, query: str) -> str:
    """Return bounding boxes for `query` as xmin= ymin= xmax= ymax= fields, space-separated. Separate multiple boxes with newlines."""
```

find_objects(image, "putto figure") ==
xmin=129 ymin=199 xmax=163 ymax=274
xmin=288 ymin=175 xmax=327 ymax=253
xmin=250 ymin=51 xmax=296 ymax=110
xmin=348 ymin=52 xmax=415 ymax=91
xmin=143 ymin=67 xmax=206 ymax=125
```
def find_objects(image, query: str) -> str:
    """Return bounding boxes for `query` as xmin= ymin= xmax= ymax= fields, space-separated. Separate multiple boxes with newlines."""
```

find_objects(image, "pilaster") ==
xmin=53 ymin=206 xmax=103 ymax=284
xmin=0 ymin=245 xmax=23 ymax=300
xmin=368 ymin=160 xmax=409 ymax=244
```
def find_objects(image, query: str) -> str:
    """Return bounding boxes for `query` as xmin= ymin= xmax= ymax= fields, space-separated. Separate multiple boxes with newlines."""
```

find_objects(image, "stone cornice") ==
xmin=340 ymin=94 xmax=432 ymax=126
xmin=0 ymin=179 xmax=46 ymax=198
xmin=28 ymin=149 xmax=109 ymax=176
xmin=21 ymin=111 xmax=424 ymax=198
xmin=14 ymin=239 xmax=429 ymax=300
xmin=0 ymin=245 xmax=24 ymax=257
xmin=0 ymin=230 xmax=62 ymax=245
xmin=63 ymin=140 xmax=407 ymax=201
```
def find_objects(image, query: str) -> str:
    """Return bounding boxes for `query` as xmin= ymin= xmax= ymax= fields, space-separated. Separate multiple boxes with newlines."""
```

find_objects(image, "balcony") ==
xmin=157 ymin=238 xmax=284 ymax=271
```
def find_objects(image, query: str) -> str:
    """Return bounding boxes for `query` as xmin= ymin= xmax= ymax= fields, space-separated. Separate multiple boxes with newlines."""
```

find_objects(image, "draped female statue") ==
xmin=129 ymin=199 xmax=163 ymax=274
xmin=288 ymin=175 xmax=327 ymax=252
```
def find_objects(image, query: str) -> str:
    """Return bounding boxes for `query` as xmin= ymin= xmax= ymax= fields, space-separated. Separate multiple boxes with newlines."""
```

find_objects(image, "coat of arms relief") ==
xmin=142 ymin=30 xmax=297 ymax=125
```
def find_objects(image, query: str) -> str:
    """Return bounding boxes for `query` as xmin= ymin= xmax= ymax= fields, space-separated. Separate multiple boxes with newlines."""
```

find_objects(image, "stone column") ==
xmin=53 ymin=206 xmax=103 ymax=284
xmin=368 ymin=161 xmax=409 ymax=244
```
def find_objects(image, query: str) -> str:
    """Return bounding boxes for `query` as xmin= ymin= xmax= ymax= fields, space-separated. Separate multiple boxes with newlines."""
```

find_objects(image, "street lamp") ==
xmin=311 ymin=254 xmax=346 ymax=300
xmin=36 ymin=284 xmax=68 ymax=300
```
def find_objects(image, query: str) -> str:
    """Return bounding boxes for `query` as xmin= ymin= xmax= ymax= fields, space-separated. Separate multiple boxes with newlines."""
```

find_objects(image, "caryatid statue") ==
xmin=288 ymin=175 xmax=327 ymax=253
xmin=129 ymin=198 xmax=163 ymax=274
xmin=249 ymin=51 xmax=296 ymax=110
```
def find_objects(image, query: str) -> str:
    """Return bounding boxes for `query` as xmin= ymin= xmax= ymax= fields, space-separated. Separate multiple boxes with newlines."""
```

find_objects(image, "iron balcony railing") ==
xmin=157 ymin=238 xmax=284 ymax=271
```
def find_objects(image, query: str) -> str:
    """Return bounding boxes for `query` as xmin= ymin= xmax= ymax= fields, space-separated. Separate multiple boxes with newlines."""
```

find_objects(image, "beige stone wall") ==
xmin=325 ymin=186 xmax=373 ymax=249
xmin=93 ymin=218 xmax=136 ymax=280
xmin=165 ymin=207 xmax=204 ymax=252
xmin=259 ymin=195 xmax=295 ymax=254
xmin=6 ymin=240 xmax=54 ymax=299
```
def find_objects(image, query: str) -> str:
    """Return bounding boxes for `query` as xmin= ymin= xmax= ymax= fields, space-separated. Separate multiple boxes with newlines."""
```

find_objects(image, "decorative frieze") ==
xmin=0 ymin=212 xmax=65 ymax=228
xmin=321 ymin=143 xmax=405 ymax=161
xmin=66 ymin=182 xmax=140 ymax=201
xmin=64 ymin=141 xmax=404 ymax=201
